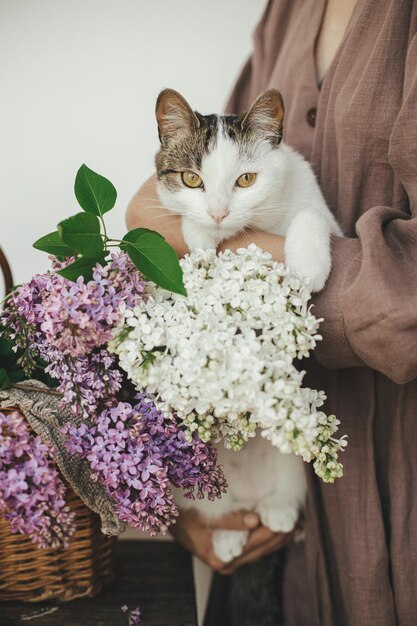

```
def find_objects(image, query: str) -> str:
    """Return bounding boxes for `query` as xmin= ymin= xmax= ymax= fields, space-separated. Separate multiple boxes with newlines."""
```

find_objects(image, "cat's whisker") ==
xmin=128 ymin=204 xmax=186 ymax=217
xmin=236 ymin=225 xmax=255 ymax=240
xmin=141 ymin=215 xmax=184 ymax=225
xmin=250 ymin=205 xmax=287 ymax=214
xmin=135 ymin=208 xmax=181 ymax=215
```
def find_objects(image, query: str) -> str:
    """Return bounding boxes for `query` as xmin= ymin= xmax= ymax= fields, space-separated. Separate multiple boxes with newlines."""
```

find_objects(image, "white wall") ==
xmin=0 ymin=0 xmax=265 ymax=285
xmin=0 ymin=6 xmax=266 ymax=621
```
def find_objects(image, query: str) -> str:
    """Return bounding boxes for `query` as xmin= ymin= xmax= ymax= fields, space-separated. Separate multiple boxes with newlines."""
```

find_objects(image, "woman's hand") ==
xmin=169 ymin=508 xmax=298 ymax=575
xmin=219 ymin=521 xmax=300 ymax=575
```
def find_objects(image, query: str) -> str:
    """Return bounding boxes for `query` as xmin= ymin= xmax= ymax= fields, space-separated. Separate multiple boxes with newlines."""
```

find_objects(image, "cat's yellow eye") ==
xmin=236 ymin=173 xmax=257 ymax=188
xmin=181 ymin=171 xmax=203 ymax=188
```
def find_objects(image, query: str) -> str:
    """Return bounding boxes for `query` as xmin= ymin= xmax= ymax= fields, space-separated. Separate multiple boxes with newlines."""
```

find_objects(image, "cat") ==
xmin=155 ymin=88 xmax=342 ymax=293
xmin=154 ymin=88 xmax=341 ymax=566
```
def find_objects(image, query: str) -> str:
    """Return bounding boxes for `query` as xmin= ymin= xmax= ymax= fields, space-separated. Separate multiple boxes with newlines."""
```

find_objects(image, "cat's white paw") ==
xmin=285 ymin=253 xmax=330 ymax=293
xmin=211 ymin=529 xmax=249 ymax=563
xmin=257 ymin=503 xmax=299 ymax=533
xmin=284 ymin=211 xmax=333 ymax=293
xmin=182 ymin=218 xmax=218 ymax=251
xmin=302 ymin=269 xmax=328 ymax=293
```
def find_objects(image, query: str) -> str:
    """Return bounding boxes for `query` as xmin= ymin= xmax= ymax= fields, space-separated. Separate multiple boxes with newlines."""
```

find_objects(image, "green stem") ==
xmin=103 ymin=236 xmax=124 ymax=251
xmin=0 ymin=285 xmax=20 ymax=307
xmin=0 ymin=293 xmax=12 ymax=307
xmin=100 ymin=216 xmax=109 ymax=250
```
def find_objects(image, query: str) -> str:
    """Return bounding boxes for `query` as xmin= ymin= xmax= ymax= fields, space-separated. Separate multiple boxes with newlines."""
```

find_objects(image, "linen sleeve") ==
xmin=312 ymin=37 xmax=417 ymax=385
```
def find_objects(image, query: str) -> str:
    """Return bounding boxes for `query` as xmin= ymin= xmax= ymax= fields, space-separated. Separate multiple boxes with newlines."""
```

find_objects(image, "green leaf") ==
xmin=0 ymin=336 xmax=14 ymax=358
xmin=0 ymin=368 xmax=11 ymax=390
xmin=121 ymin=228 xmax=164 ymax=246
xmin=33 ymin=230 xmax=76 ymax=257
xmin=58 ymin=212 xmax=104 ymax=258
xmin=57 ymin=256 xmax=104 ymax=282
xmin=8 ymin=368 xmax=25 ymax=384
xmin=125 ymin=232 xmax=186 ymax=296
xmin=74 ymin=163 xmax=117 ymax=216
xmin=0 ymin=351 xmax=19 ymax=370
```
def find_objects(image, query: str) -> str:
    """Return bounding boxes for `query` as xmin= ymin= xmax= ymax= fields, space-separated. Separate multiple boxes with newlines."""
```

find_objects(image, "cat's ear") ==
xmin=241 ymin=90 xmax=285 ymax=145
xmin=156 ymin=89 xmax=200 ymax=144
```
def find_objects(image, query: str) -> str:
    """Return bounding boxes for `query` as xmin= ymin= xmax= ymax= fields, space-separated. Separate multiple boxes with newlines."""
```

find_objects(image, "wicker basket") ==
xmin=0 ymin=408 xmax=116 ymax=602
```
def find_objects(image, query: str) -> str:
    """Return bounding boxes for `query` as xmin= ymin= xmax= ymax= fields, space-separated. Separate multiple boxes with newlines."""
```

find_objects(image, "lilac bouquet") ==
xmin=0 ymin=165 xmax=225 ymax=548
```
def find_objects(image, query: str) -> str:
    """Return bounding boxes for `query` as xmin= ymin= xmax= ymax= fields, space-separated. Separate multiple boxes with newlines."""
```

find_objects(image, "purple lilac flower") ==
xmin=45 ymin=347 xmax=123 ymax=415
xmin=132 ymin=395 xmax=226 ymax=501
xmin=0 ymin=410 xmax=75 ymax=548
xmin=1 ymin=253 xmax=145 ymax=417
xmin=65 ymin=394 xmax=226 ymax=536
xmin=121 ymin=605 xmax=141 ymax=625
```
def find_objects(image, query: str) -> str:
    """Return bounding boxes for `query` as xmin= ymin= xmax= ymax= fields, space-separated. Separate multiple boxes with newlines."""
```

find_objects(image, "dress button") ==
xmin=307 ymin=107 xmax=317 ymax=128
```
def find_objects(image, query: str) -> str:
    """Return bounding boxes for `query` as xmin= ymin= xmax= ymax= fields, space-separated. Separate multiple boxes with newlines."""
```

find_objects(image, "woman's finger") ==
xmin=219 ymin=536 xmax=286 ymax=574
xmin=240 ymin=524 xmax=277 ymax=552
xmin=219 ymin=528 xmax=297 ymax=574
xmin=208 ymin=509 xmax=260 ymax=531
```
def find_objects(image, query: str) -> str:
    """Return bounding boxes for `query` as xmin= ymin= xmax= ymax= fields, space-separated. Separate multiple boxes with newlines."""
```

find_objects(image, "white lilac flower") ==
xmin=110 ymin=245 xmax=347 ymax=482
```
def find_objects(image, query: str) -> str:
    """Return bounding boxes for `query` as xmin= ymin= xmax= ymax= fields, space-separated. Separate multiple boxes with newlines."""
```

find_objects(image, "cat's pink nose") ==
xmin=209 ymin=209 xmax=229 ymax=224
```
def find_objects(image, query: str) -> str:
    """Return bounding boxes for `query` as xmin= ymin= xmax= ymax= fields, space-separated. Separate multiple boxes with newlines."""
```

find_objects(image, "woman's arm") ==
xmin=126 ymin=173 xmax=189 ymax=258
xmin=218 ymin=229 xmax=285 ymax=262
xmin=309 ymin=41 xmax=417 ymax=383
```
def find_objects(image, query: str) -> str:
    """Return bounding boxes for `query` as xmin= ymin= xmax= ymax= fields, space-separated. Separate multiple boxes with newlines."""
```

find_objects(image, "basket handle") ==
xmin=0 ymin=247 xmax=13 ymax=298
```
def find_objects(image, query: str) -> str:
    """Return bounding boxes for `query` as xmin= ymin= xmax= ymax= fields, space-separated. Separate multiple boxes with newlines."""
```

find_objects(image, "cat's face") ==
xmin=155 ymin=89 xmax=286 ymax=234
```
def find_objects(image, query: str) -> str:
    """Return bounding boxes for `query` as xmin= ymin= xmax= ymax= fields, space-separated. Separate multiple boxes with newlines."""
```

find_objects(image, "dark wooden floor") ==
xmin=1 ymin=540 xmax=197 ymax=626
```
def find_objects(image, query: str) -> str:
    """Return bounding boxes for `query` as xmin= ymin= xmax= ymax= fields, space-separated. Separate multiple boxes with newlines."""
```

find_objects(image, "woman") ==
xmin=126 ymin=1 xmax=417 ymax=624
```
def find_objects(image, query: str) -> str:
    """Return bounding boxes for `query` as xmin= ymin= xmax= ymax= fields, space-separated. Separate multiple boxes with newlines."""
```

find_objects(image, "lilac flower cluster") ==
xmin=2 ymin=253 xmax=145 ymax=416
xmin=0 ymin=410 xmax=75 ymax=548
xmin=121 ymin=605 xmax=141 ymax=625
xmin=65 ymin=394 xmax=227 ymax=536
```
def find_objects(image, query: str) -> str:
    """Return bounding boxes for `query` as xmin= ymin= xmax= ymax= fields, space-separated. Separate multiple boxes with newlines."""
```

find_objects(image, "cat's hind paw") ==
xmin=212 ymin=529 xmax=249 ymax=563
xmin=257 ymin=503 xmax=299 ymax=533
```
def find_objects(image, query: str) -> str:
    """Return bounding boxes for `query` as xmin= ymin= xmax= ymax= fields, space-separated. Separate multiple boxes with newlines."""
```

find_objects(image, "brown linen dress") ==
xmin=207 ymin=1 xmax=417 ymax=625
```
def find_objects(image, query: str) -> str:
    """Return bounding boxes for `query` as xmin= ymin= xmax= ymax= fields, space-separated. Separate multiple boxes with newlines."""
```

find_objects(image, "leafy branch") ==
xmin=33 ymin=164 xmax=186 ymax=295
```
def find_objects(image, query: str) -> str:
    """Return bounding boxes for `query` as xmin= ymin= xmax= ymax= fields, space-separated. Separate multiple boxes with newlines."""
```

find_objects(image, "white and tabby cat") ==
xmin=154 ymin=88 xmax=341 ymax=563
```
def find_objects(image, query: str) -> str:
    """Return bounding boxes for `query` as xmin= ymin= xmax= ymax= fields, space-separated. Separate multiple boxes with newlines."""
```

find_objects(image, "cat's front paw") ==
xmin=284 ymin=213 xmax=332 ymax=293
xmin=257 ymin=503 xmax=299 ymax=533
xmin=302 ymin=267 xmax=329 ymax=293
xmin=285 ymin=251 xmax=330 ymax=293
xmin=182 ymin=218 xmax=219 ymax=251
xmin=212 ymin=529 xmax=249 ymax=563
